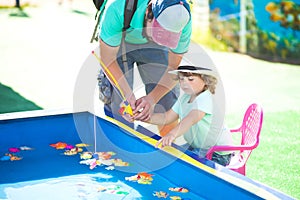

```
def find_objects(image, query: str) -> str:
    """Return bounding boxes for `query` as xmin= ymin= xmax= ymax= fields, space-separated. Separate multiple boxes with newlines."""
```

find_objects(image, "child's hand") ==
xmin=155 ymin=133 xmax=176 ymax=148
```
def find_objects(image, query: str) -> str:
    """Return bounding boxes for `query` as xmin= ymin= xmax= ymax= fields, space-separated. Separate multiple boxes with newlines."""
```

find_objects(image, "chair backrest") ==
xmin=238 ymin=103 xmax=263 ymax=160
xmin=241 ymin=103 xmax=263 ymax=146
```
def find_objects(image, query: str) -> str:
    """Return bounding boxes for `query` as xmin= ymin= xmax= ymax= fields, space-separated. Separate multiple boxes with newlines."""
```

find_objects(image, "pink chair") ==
xmin=206 ymin=103 xmax=263 ymax=175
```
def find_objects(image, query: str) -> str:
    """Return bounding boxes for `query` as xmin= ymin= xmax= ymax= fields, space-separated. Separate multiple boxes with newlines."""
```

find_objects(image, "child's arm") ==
xmin=156 ymin=109 xmax=205 ymax=148
xmin=144 ymin=109 xmax=179 ymax=126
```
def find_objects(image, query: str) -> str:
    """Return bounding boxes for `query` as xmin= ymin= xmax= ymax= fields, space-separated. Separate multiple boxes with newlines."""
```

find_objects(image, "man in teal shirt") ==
xmin=98 ymin=0 xmax=192 ymax=134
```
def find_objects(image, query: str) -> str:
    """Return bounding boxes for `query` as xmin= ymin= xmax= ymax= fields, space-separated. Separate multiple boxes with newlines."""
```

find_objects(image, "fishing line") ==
xmin=91 ymin=51 xmax=134 ymax=154
xmin=93 ymin=114 xmax=97 ymax=153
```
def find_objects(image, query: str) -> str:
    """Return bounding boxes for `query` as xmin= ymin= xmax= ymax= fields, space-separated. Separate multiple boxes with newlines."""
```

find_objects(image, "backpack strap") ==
xmin=121 ymin=0 xmax=138 ymax=72
xmin=91 ymin=0 xmax=138 ymax=73
xmin=123 ymin=0 xmax=138 ymax=31
xmin=90 ymin=0 xmax=138 ymax=43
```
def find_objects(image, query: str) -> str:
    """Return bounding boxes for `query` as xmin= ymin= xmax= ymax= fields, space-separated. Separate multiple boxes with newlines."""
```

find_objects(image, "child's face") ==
xmin=178 ymin=74 xmax=205 ymax=95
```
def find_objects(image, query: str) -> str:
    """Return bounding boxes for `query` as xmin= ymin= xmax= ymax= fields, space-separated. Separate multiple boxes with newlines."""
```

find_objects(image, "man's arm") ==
xmin=134 ymin=51 xmax=183 ymax=120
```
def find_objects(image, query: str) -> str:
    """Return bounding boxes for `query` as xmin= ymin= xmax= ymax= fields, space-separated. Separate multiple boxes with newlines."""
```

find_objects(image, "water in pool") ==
xmin=0 ymin=122 xmax=203 ymax=200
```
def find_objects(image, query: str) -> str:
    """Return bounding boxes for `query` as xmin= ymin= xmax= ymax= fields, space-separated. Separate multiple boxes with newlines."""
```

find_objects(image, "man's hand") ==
xmin=133 ymin=95 xmax=154 ymax=121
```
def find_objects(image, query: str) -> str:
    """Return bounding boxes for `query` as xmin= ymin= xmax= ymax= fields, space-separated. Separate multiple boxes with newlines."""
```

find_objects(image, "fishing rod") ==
xmin=92 ymin=51 xmax=133 ymax=116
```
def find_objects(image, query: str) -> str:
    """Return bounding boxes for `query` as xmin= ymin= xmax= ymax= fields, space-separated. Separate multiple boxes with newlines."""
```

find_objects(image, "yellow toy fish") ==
xmin=170 ymin=196 xmax=181 ymax=200
xmin=119 ymin=100 xmax=133 ymax=116
xmin=75 ymin=143 xmax=90 ymax=147
xmin=80 ymin=152 xmax=93 ymax=160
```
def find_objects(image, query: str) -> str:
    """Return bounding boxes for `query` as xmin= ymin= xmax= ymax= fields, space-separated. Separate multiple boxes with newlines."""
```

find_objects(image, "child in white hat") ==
xmin=144 ymin=65 xmax=233 ymax=166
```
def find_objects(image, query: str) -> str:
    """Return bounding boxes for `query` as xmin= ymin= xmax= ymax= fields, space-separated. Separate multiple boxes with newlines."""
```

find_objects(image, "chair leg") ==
xmin=242 ymin=165 xmax=246 ymax=176
xmin=235 ymin=166 xmax=246 ymax=175
xmin=230 ymin=165 xmax=246 ymax=176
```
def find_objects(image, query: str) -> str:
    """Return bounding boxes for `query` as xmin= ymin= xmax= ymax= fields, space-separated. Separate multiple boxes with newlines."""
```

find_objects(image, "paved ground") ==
xmin=0 ymin=0 xmax=299 ymax=116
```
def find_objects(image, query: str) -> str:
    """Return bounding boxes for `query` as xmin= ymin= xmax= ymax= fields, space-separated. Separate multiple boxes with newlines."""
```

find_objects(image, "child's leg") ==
xmin=211 ymin=152 xmax=232 ymax=166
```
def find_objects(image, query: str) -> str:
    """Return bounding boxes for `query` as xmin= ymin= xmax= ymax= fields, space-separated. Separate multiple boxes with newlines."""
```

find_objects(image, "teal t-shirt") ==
xmin=172 ymin=90 xmax=213 ymax=149
xmin=98 ymin=0 xmax=192 ymax=54
xmin=172 ymin=90 xmax=232 ymax=154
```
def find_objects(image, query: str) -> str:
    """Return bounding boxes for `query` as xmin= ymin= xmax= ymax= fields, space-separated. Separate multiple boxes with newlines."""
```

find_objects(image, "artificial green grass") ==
xmin=226 ymin=111 xmax=300 ymax=199
xmin=0 ymin=83 xmax=42 ymax=114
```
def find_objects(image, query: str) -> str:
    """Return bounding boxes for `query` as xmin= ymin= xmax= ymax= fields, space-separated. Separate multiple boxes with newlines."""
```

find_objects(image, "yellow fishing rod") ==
xmin=92 ymin=51 xmax=133 ymax=116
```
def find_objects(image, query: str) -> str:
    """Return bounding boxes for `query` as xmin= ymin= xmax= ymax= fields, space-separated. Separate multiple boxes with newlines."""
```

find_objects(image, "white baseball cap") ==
xmin=152 ymin=0 xmax=191 ymax=49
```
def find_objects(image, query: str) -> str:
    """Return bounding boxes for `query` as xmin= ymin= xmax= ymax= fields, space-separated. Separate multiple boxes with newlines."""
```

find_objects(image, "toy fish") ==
xmin=137 ymin=172 xmax=153 ymax=181
xmin=105 ymin=166 xmax=115 ymax=170
xmin=90 ymin=159 xmax=101 ymax=170
xmin=80 ymin=152 xmax=93 ymax=160
xmin=0 ymin=155 xmax=11 ymax=161
xmin=65 ymin=144 xmax=74 ymax=150
xmin=93 ymin=151 xmax=115 ymax=160
xmin=153 ymin=191 xmax=168 ymax=198
xmin=75 ymin=143 xmax=90 ymax=147
xmin=125 ymin=172 xmax=153 ymax=184
xmin=75 ymin=147 xmax=83 ymax=153
xmin=64 ymin=150 xmax=77 ymax=156
xmin=8 ymin=147 xmax=20 ymax=153
xmin=137 ymin=179 xmax=152 ymax=185
xmin=19 ymin=146 xmax=34 ymax=151
xmin=170 ymin=196 xmax=181 ymax=200
xmin=97 ymin=185 xmax=107 ymax=192
xmin=119 ymin=100 xmax=133 ymax=116
xmin=112 ymin=158 xmax=129 ymax=166
xmin=116 ymin=191 xmax=129 ymax=195
xmin=100 ymin=159 xmax=113 ymax=166
xmin=125 ymin=175 xmax=139 ymax=182
xmin=50 ymin=142 xmax=68 ymax=149
xmin=169 ymin=187 xmax=189 ymax=193
xmin=79 ymin=158 xmax=96 ymax=165
xmin=10 ymin=155 xmax=22 ymax=161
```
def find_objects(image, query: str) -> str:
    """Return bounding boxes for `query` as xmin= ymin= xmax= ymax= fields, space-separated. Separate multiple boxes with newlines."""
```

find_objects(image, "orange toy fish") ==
xmin=94 ymin=151 xmax=115 ymax=160
xmin=50 ymin=142 xmax=68 ymax=149
xmin=137 ymin=172 xmax=153 ymax=181
xmin=5 ymin=153 xmax=22 ymax=161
